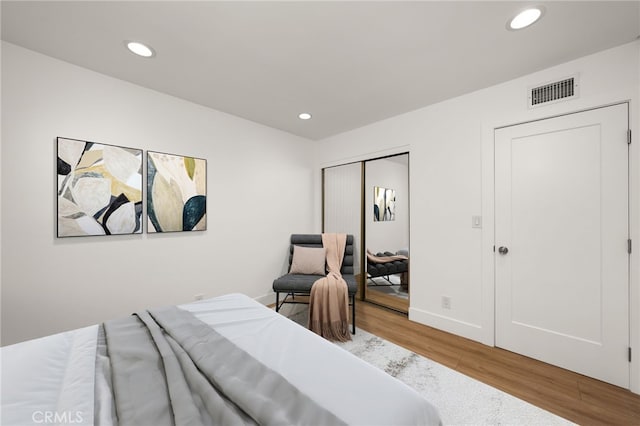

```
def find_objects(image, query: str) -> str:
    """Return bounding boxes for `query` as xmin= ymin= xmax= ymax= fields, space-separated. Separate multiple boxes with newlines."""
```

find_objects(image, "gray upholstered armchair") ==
xmin=272 ymin=234 xmax=357 ymax=334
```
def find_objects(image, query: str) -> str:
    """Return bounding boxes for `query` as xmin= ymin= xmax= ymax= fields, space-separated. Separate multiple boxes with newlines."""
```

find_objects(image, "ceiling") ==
xmin=2 ymin=1 xmax=639 ymax=141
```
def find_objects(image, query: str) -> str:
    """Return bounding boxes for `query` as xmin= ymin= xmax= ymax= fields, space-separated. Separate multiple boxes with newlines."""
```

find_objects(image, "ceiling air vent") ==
xmin=528 ymin=75 xmax=579 ymax=108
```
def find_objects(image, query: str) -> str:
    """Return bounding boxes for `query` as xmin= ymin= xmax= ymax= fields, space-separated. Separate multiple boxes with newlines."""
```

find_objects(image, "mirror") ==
xmin=323 ymin=163 xmax=363 ymax=291
xmin=321 ymin=153 xmax=409 ymax=313
xmin=364 ymin=154 xmax=409 ymax=312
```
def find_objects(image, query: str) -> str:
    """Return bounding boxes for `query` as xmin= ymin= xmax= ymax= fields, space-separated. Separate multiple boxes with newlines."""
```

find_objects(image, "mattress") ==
xmin=1 ymin=293 xmax=441 ymax=425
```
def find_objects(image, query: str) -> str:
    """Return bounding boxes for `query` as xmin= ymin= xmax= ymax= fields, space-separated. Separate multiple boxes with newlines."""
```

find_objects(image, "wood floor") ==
xmin=364 ymin=286 xmax=409 ymax=313
xmin=354 ymin=301 xmax=640 ymax=426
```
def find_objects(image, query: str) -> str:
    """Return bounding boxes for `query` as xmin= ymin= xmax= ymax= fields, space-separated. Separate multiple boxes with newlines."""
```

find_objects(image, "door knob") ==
xmin=498 ymin=246 xmax=509 ymax=255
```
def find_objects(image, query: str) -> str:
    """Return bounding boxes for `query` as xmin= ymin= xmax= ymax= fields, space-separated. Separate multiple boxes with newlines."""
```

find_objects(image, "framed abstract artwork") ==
xmin=56 ymin=137 xmax=143 ymax=237
xmin=147 ymin=151 xmax=207 ymax=233
xmin=373 ymin=186 xmax=396 ymax=222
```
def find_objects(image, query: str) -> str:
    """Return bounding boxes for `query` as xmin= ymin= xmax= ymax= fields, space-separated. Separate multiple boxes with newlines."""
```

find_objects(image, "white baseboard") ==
xmin=409 ymin=306 xmax=490 ymax=346
xmin=254 ymin=292 xmax=277 ymax=306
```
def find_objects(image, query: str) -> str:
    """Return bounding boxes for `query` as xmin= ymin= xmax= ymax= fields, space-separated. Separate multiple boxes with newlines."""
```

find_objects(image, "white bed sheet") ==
xmin=180 ymin=293 xmax=440 ymax=426
xmin=1 ymin=325 xmax=98 ymax=426
xmin=1 ymin=293 xmax=441 ymax=426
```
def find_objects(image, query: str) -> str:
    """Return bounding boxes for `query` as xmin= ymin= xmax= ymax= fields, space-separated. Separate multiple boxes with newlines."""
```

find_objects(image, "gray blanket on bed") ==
xmin=103 ymin=306 xmax=346 ymax=426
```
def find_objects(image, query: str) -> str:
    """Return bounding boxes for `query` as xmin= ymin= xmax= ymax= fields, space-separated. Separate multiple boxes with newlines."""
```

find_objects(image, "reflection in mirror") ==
xmin=373 ymin=186 xmax=395 ymax=221
xmin=365 ymin=154 xmax=409 ymax=313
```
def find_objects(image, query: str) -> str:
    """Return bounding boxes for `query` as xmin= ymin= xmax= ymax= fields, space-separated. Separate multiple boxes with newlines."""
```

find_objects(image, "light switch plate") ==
xmin=472 ymin=216 xmax=482 ymax=228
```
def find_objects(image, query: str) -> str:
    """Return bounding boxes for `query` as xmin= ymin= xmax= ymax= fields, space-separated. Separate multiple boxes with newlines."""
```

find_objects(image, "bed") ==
xmin=1 ymin=293 xmax=441 ymax=425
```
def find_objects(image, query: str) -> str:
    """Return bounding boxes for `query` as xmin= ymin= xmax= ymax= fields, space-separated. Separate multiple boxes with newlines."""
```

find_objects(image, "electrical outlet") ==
xmin=194 ymin=293 xmax=205 ymax=301
xmin=442 ymin=296 xmax=452 ymax=310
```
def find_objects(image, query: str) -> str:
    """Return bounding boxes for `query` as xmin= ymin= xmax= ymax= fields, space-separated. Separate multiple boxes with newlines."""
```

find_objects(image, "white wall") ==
xmin=365 ymin=156 xmax=409 ymax=254
xmin=314 ymin=41 xmax=640 ymax=393
xmin=1 ymin=42 xmax=316 ymax=345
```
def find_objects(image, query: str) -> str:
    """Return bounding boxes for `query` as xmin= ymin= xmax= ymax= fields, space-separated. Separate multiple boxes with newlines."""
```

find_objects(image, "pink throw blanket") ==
xmin=309 ymin=233 xmax=351 ymax=342
xmin=366 ymin=249 xmax=408 ymax=264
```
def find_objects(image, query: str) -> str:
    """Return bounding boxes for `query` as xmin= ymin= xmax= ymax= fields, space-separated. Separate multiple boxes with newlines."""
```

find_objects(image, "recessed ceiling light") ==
xmin=298 ymin=113 xmax=312 ymax=120
xmin=508 ymin=7 xmax=543 ymax=30
xmin=125 ymin=41 xmax=155 ymax=58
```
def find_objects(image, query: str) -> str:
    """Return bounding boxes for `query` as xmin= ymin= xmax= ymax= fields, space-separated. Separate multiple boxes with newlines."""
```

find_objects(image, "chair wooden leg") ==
xmin=275 ymin=292 xmax=280 ymax=312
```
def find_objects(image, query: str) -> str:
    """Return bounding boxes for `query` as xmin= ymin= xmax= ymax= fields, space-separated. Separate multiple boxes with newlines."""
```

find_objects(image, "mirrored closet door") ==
xmin=322 ymin=153 xmax=409 ymax=312
xmin=364 ymin=154 xmax=409 ymax=312
xmin=323 ymin=162 xmax=364 ymax=295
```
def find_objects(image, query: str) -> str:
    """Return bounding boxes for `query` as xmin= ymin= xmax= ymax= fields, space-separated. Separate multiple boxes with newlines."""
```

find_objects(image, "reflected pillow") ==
xmin=289 ymin=246 xmax=326 ymax=275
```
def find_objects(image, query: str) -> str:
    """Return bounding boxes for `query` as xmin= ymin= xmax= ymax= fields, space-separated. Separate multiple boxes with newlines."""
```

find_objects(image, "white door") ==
xmin=495 ymin=103 xmax=629 ymax=388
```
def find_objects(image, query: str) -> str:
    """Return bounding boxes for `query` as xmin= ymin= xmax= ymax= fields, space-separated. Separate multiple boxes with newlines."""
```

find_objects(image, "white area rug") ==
xmin=283 ymin=305 xmax=574 ymax=426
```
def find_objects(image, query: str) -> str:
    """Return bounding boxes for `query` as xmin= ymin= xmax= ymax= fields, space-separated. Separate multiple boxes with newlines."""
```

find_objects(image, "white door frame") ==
xmin=481 ymin=100 xmax=639 ymax=394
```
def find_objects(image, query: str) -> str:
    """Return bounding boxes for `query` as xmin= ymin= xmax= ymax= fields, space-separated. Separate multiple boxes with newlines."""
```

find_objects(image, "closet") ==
xmin=323 ymin=153 xmax=409 ymax=312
